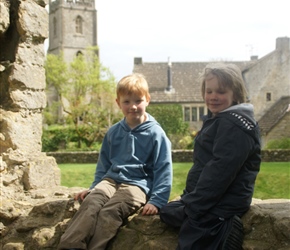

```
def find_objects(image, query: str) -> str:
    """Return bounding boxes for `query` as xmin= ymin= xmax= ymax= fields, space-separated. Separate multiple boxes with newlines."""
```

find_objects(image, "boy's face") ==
xmin=116 ymin=93 xmax=149 ymax=126
xmin=204 ymin=74 xmax=234 ymax=116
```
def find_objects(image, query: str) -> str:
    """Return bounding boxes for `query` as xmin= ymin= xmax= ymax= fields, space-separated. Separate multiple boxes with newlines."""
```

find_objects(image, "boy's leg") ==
xmin=87 ymin=183 xmax=146 ymax=250
xmin=160 ymin=200 xmax=186 ymax=227
xmin=176 ymin=214 xmax=243 ymax=250
xmin=220 ymin=215 xmax=244 ymax=250
xmin=58 ymin=179 xmax=117 ymax=250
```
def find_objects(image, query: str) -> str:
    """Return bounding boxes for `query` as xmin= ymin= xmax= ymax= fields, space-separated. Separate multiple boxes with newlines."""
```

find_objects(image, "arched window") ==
xmin=75 ymin=16 xmax=83 ymax=34
xmin=76 ymin=51 xmax=83 ymax=57
xmin=53 ymin=17 xmax=57 ymax=37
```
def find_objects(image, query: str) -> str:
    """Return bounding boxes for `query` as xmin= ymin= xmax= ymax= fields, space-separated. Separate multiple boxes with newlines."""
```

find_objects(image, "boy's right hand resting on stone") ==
xmin=74 ymin=189 xmax=91 ymax=202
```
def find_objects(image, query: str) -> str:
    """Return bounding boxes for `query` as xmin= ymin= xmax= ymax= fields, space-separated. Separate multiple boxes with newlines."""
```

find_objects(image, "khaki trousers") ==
xmin=58 ymin=178 xmax=146 ymax=250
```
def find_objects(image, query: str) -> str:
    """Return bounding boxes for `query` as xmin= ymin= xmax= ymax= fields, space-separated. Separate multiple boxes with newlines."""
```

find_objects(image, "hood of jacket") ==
xmin=221 ymin=103 xmax=256 ymax=124
xmin=119 ymin=113 xmax=160 ymax=132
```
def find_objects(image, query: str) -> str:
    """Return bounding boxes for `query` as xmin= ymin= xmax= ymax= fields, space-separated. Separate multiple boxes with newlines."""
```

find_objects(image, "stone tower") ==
xmin=48 ymin=0 xmax=98 ymax=61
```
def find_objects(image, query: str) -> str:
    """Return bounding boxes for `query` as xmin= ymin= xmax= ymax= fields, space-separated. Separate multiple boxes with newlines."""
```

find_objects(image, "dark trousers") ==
xmin=160 ymin=200 xmax=243 ymax=250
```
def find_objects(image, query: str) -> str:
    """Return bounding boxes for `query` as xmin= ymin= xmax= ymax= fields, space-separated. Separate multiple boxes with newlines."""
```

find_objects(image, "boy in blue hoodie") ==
xmin=58 ymin=73 xmax=172 ymax=250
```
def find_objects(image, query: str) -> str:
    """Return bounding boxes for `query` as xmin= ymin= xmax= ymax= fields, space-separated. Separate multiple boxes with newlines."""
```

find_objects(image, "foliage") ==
xmin=264 ymin=138 xmax=290 ymax=149
xmin=44 ymin=47 xmax=123 ymax=148
xmin=147 ymin=104 xmax=189 ymax=134
xmin=42 ymin=126 xmax=73 ymax=152
xmin=42 ymin=125 xmax=104 ymax=152
xmin=147 ymin=104 xmax=191 ymax=149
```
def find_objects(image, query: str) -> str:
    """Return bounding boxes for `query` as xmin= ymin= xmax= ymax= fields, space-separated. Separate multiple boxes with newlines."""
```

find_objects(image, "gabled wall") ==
xmin=243 ymin=37 xmax=290 ymax=120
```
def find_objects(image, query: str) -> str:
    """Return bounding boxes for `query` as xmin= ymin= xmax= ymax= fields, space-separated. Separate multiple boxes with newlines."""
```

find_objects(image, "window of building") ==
xmin=184 ymin=105 xmax=206 ymax=122
xmin=53 ymin=17 xmax=57 ymax=37
xmin=75 ymin=16 xmax=83 ymax=34
xmin=191 ymin=107 xmax=197 ymax=121
xmin=199 ymin=107 xmax=205 ymax=119
xmin=184 ymin=107 xmax=190 ymax=122
xmin=266 ymin=92 xmax=271 ymax=101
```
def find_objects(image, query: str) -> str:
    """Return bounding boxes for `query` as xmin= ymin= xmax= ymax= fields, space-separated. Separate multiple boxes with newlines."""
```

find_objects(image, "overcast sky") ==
xmin=94 ymin=0 xmax=289 ymax=80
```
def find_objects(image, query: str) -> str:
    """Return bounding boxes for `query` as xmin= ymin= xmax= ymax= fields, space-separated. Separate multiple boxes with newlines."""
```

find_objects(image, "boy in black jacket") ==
xmin=160 ymin=63 xmax=261 ymax=250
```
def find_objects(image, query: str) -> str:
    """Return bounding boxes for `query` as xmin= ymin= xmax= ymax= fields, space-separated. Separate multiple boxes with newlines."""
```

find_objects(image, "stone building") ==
xmin=133 ymin=37 xmax=290 ymax=147
xmin=47 ymin=0 xmax=98 ymax=61
xmin=46 ymin=0 xmax=98 ymax=120
xmin=243 ymin=37 xmax=290 ymax=121
xmin=133 ymin=57 xmax=254 ymax=131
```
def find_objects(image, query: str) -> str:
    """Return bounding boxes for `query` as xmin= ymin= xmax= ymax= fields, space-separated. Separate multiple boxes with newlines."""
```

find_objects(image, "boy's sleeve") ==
xmin=147 ymin=130 xmax=173 ymax=208
xmin=89 ymin=133 xmax=111 ymax=189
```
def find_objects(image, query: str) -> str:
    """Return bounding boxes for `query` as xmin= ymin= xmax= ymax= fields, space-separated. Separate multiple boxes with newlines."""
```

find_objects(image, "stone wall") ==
xmin=47 ymin=149 xmax=290 ymax=164
xmin=0 ymin=188 xmax=289 ymax=250
xmin=0 ymin=0 xmax=60 ymax=197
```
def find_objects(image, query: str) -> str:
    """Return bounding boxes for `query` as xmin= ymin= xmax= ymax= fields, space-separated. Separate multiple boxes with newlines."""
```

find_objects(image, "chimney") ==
xmin=276 ymin=37 xmax=290 ymax=51
xmin=134 ymin=57 xmax=143 ymax=65
xmin=165 ymin=57 xmax=173 ymax=92
xmin=250 ymin=55 xmax=258 ymax=61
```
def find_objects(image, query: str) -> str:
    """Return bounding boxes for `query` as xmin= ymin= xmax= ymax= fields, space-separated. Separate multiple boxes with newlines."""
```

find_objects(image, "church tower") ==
xmin=48 ymin=0 xmax=98 ymax=61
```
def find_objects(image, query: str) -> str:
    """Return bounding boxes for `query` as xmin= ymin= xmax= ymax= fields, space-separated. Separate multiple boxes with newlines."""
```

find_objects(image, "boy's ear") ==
xmin=116 ymin=98 xmax=121 ymax=107
xmin=147 ymin=96 xmax=151 ymax=103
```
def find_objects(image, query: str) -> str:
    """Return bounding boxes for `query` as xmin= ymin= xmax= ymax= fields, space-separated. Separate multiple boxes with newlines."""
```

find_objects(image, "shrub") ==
xmin=265 ymin=138 xmax=290 ymax=149
xmin=147 ymin=104 xmax=189 ymax=135
xmin=42 ymin=125 xmax=104 ymax=152
xmin=42 ymin=126 xmax=72 ymax=151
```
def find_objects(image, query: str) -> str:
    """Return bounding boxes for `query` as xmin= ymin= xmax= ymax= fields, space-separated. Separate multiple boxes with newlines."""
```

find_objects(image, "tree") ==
xmin=147 ymin=104 xmax=189 ymax=135
xmin=44 ymin=47 xmax=122 ymax=148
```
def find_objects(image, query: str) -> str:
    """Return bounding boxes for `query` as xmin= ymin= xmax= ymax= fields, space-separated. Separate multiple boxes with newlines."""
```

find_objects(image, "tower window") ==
xmin=266 ymin=92 xmax=271 ymax=101
xmin=53 ymin=17 xmax=57 ymax=37
xmin=76 ymin=51 xmax=83 ymax=57
xmin=75 ymin=16 xmax=83 ymax=34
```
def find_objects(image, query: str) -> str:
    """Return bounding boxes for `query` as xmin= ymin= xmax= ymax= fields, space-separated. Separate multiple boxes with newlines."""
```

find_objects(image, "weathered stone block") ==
xmin=0 ymin=110 xmax=43 ymax=154
xmin=17 ymin=0 xmax=48 ymax=39
xmin=16 ymin=43 xmax=46 ymax=67
xmin=0 ymin=1 xmax=10 ymax=34
xmin=22 ymin=154 xmax=61 ymax=190
xmin=9 ymin=63 xmax=46 ymax=90
xmin=10 ymin=88 xmax=47 ymax=109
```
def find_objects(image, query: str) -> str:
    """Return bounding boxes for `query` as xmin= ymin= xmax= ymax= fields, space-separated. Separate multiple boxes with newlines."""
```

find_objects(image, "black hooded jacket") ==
xmin=181 ymin=103 xmax=261 ymax=220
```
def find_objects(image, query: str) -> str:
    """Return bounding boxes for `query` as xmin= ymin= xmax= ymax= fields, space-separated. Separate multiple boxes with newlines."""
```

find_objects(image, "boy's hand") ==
xmin=74 ymin=189 xmax=90 ymax=202
xmin=141 ymin=203 xmax=159 ymax=216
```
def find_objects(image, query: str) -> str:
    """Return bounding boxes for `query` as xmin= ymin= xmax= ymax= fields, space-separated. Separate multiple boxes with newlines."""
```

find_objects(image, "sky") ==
xmin=92 ymin=0 xmax=288 ymax=80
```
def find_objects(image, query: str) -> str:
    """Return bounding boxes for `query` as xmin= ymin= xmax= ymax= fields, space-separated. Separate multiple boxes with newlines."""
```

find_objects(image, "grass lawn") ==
xmin=59 ymin=162 xmax=290 ymax=200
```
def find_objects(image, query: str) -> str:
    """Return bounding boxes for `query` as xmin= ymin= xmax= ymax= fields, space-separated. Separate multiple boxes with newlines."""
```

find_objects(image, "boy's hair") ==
xmin=116 ymin=73 xmax=150 ymax=100
xmin=200 ymin=63 xmax=248 ymax=104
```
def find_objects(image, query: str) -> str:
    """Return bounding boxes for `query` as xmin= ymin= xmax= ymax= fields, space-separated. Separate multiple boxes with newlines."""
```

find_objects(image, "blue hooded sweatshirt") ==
xmin=90 ymin=113 xmax=172 ymax=209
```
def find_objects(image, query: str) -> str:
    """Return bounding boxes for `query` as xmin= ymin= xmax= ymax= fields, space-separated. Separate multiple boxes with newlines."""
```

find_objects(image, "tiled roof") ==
xmin=133 ymin=60 xmax=254 ymax=103
xmin=258 ymin=96 xmax=290 ymax=135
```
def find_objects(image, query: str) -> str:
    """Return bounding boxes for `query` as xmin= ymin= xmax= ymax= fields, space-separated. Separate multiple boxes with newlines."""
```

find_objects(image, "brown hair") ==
xmin=200 ymin=63 xmax=248 ymax=104
xmin=116 ymin=73 xmax=150 ymax=101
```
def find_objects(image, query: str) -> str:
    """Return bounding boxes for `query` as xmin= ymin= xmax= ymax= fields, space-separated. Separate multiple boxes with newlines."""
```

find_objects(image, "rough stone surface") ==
xmin=0 ymin=193 xmax=289 ymax=250
xmin=1 ymin=1 xmax=60 ymax=245
xmin=0 ymin=1 xmax=9 ymax=34
xmin=0 ymin=0 xmax=58 ymax=194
